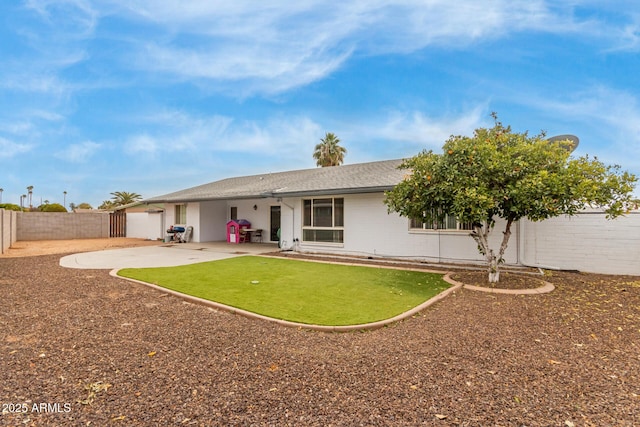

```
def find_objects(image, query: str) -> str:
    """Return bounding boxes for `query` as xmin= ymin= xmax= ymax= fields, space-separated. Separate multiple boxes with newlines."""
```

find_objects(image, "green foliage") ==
xmin=0 ymin=203 xmax=22 ymax=211
xmin=39 ymin=203 xmax=67 ymax=212
xmin=76 ymin=202 xmax=93 ymax=209
xmin=313 ymin=132 xmax=347 ymax=167
xmin=384 ymin=114 xmax=637 ymax=282
xmin=385 ymin=115 xmax=637 ymax=226
xmin=119 ymin=256 xmax=450 ymax=326
xmin=98 ymin=200 xmax=116 ymax=210
xmin=110 ymin=191 xmax=142 ymax=206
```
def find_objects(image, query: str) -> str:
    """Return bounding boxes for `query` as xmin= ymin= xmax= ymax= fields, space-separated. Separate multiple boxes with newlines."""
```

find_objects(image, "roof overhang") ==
xmin=142 ymin=185 xmax=396 ymax=204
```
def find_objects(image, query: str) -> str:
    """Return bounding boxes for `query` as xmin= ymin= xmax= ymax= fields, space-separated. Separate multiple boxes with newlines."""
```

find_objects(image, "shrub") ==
xmin=39 ymin=203 xmax=68 ymax=212
xmin=0 ymin=203 xmax=22 ymax=211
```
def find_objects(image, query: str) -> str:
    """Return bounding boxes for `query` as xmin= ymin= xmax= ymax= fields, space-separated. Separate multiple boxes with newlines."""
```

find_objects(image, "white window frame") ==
xmin=302 ymin=197 xmax=344 ymax=244
xmin=410 ymin=211 xmax=473 ymax=232
xmin=174 ymin=204 xmax=187 ymax=224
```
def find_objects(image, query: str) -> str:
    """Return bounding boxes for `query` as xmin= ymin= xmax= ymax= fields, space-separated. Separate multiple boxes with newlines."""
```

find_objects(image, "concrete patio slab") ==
xmin=60 ymin=241 xmax=278 ymax=269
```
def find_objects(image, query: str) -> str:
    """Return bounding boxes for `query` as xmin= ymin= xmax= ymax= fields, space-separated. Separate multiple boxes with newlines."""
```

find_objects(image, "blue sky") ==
xmin=1 ymin=1 xmax=639 ymax=208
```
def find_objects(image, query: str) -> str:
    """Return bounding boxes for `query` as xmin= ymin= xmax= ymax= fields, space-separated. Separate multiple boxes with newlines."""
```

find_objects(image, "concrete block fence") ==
xmin=1 ymin=209 xmax=18 ymax=255
xmin=15 ymin=211 xmax=110 ymax=241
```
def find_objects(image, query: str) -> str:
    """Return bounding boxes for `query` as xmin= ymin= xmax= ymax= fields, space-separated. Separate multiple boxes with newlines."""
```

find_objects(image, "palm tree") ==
xmin=0 ymin=187 xmax=3 ymax=204
xmin=98 ymin=200 xmax=116 ymax=210
xmin=63 ymin=191 xmax=67 ymax=209
xmin=313 ymin=132 xmax=347 ymax=167
xmin=110 ymin=191 xmax=143 ymax=206
xmin=27 ymin=185 xmax=34 ymax=209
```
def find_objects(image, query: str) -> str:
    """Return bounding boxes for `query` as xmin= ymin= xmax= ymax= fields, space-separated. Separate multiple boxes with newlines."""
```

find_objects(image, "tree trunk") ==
xmin=470 ymin=218 xmax=514 ymax=284
xmin=488 ymin=250 xmax=500 ymax=283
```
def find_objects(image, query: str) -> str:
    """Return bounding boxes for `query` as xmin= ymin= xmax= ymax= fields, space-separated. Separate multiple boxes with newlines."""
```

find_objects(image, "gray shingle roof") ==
xmin=144 ymin=159 xmax=406 ymax=203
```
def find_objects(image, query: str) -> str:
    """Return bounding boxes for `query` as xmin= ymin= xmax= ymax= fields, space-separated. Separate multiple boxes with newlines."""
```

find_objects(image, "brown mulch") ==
xmin=1 ymin=252 xmax=639 ymax=426
xmin=450 ymin=271 xmax=549 ymax=290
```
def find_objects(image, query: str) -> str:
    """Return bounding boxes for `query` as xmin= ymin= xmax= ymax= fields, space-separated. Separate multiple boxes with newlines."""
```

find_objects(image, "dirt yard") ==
xmin=1 ymin=238 xmax=161 ymax=258
xmin=1 ymin=241 xmax=639 ymax=425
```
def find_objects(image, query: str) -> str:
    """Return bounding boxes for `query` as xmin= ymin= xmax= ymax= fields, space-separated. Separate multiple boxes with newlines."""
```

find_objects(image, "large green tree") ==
xmin=313 ymin=132 xmax=347 ymax=167
xmin=385 ymin=114 xmax=637 ymax=282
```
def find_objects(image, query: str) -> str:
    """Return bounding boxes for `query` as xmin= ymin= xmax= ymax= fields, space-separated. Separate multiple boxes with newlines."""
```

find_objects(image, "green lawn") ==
xmin=117 ymin=256 xmax=450 ymax=326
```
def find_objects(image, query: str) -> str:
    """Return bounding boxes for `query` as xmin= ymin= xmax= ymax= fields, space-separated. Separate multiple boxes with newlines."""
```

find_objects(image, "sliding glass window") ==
xmin=302 ymin=198 xmax=344 ymax=243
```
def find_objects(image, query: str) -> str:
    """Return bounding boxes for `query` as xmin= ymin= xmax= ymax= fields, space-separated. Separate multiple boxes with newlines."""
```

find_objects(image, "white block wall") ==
xmin=520 ymin=211 xmax=640 ymax=275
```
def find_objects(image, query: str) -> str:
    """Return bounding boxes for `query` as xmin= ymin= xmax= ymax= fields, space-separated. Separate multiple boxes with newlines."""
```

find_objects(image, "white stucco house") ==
xmin=133 ymin=159 xmax=640 ymax=275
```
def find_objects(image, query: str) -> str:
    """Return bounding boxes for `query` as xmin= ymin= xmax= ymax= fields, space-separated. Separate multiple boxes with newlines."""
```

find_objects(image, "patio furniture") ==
xmin=166 ymin=225 xmax=186 ymax=243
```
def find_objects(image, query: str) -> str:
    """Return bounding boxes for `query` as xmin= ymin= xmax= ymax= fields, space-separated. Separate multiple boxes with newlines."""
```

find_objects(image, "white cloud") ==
xmin=0 ymin=137 xmax=33 ymax=158
xmin=115 ymin=0 xmax=582 ymax=94
xmin=513 ymin=85 xmax=640 ymax=175
xmin=124 ymin=134 xmax=159 ymax=155
xmin=12 ymin=0 xmax=638 ymax=97
xmin=606 ymin=20 xmax=640 ymax=52
xmin=24 ymin=0 xmax=98 ymax=39
xmin=121 ymin=111 xmax=322 ymax=163
xmin=350 ymin=106 xmax=488 ymax=150
xmin=221 ymin=116 xmax=322 ymax=155
xmin=55 ymin=140 xmax=101 ymax=162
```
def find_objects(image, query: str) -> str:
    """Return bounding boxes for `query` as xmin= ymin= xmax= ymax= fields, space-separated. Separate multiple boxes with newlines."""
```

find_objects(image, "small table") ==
xmin=242 ymin=228 xmax=257 ymax=242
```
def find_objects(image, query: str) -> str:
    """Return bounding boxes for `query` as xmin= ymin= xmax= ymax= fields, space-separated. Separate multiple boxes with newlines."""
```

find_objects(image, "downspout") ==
xmin=160 ymin=209 xmax=165 ymax=241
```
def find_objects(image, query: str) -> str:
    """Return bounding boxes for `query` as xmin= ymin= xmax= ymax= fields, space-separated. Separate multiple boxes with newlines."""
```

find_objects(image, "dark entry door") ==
xmin=270 ymin=206 xmax=281 ymax=241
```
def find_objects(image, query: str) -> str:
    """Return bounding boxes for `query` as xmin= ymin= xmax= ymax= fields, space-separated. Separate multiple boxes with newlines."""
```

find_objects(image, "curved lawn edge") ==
xmin=443 ymin=273 xmax=555 ymax=294
xmin=110 ymin=268 xmax=462 ymax=332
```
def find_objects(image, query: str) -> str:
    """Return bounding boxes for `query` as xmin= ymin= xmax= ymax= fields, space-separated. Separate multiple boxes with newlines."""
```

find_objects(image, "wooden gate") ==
xmin=109 ymin=210 xmax=126 ymax=237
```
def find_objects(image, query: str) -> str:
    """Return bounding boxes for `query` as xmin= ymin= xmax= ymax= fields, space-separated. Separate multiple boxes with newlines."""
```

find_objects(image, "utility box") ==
xmin=226 ymin=219 xmax=251 ymax=243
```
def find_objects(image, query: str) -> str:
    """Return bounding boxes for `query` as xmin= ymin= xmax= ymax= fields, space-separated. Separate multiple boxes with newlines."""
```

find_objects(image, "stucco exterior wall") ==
xmin=293 ymin=193 xmax=518 ymax=264
xmin=16 ymin=212 xmax=110 ymax=241
xmin=520 ymin=210 xmax=640 ymax=275
xmin=197 ymin=201 xmax=228 ymax=242
xmin=126 ymin=211 xmax=164 ymax=240
xmin=158 ymin=196 xmax=640 ymax=275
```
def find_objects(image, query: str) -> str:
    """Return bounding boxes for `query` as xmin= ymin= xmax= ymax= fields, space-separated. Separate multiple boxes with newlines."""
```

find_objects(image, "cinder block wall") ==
xmin=1 ymin=209 xmax=18 ymax=254
xmin=521 ymin=210 xmax=640 ymax=275
xmin=16 ymin=212 xmax=110 ymax=241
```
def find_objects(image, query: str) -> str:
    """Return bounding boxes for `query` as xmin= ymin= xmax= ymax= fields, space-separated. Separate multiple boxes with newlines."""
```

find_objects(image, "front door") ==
xmin=270 ymin=206 xmax=281 ymax=242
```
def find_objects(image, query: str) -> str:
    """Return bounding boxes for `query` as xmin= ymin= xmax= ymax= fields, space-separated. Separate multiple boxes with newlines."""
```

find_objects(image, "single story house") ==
xmin=135 ymin=159 xmax=640 ymax=275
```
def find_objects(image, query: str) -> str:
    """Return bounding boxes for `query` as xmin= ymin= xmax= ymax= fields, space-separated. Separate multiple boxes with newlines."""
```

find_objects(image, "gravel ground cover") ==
xmin=1 ymin=249 xmax=639 ymax=426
